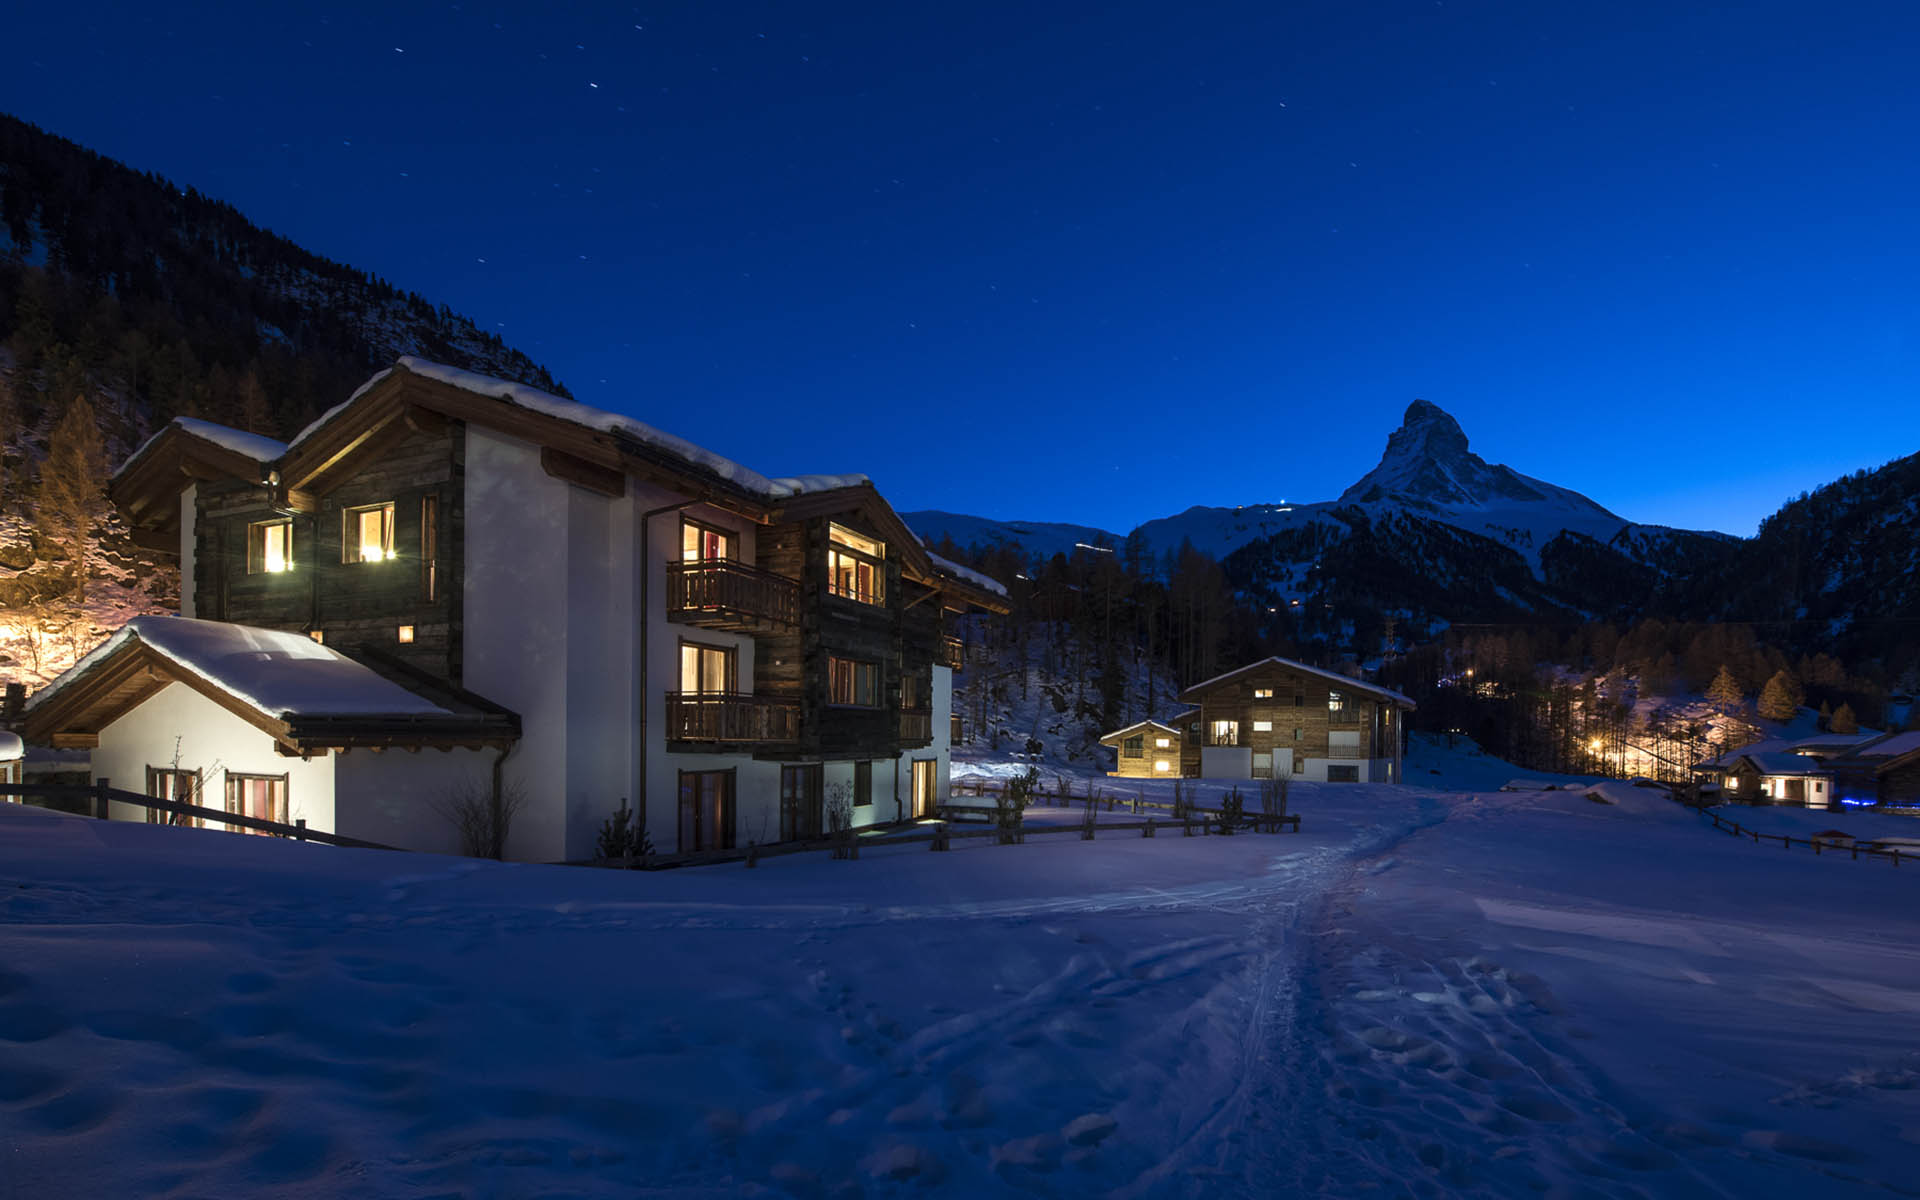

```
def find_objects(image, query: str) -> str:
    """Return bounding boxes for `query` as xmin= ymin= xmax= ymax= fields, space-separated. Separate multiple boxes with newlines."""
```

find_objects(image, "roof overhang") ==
xmin=109 ymin=425 xmax=279 ymax=535
xmin=1099 ymin=719 xmax=1182 ymax=744
xmin=1178 ymin=656 xmax=1416 ymax=709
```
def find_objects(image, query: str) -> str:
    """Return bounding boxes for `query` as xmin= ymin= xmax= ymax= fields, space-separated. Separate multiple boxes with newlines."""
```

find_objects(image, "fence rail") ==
xmin=0 ymin=780 xmax=402 ymax=851
xmin=1699 ymin=807 xmax=1911 ymax=869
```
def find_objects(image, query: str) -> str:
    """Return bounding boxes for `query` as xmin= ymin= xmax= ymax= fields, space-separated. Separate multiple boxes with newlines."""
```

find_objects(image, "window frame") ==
xmin=780 ymin=764 xmax=823 ymax=842
xmin=145 ymin=766 xmax=203 ymax=827
xmin=1253 ymin=687 xmax=1273 ymax=699
xmin=827 ymin=656 xmax=881 ymax=707
xmin=681 ymin=518 xmax=736 ymax=563
xmin=827 ymin=522 xmax=887 ymax=606
xmin=421 ymin=493 xmax=440 ymax=601
xmin=678 ymin=639 xmax=738 ymax=694
xmin=247 ymin=518 xmax=294 ymax=575
xmin=1208 ymin=719 xmax=1240 ymax=746
xmin=224 ymin=772 xmax=289 ymax=835
xmin=341 ymin=501 xmax=396 ymax=564
xmin=677 ymin=768 xmax=736 ymax=852
xmin=854 ymin=761 xmax=874 ymax=809
xmin=1122 ymin=735 xmax=1145 ymax=758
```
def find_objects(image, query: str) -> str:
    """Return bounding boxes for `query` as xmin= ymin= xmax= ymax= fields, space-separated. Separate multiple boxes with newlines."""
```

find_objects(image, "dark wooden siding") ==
xmin=192 ymin=424 xmax=465 ymax=685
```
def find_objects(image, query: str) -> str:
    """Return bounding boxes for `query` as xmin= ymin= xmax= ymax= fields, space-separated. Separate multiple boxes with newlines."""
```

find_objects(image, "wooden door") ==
xmin=911 ymin=759 xmax=937 ymax=818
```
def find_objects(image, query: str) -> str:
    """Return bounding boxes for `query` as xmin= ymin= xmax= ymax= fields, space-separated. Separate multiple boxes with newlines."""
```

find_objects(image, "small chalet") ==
xmin=1693 ymin=733 xmax=1877 ymax=808
xmin=1109 ymin=658 xmax=1413 ymax=782
xmin=1098 ymin=720 xmax=1183 ymax=778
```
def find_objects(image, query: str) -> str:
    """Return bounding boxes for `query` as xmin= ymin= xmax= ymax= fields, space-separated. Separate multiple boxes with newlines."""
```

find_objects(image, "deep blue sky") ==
xmin=4 ymin=2 xmax=1918 ymax=537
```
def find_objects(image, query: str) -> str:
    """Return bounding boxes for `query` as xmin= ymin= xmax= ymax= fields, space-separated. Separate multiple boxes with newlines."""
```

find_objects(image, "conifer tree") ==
xmin=35 ymin=391 xmax=109 ymax=601
xmin=1706 ymin=665 xmax=1744 ymax=714
xmin=1817 ymin=700 xmax=1833 ymax=731
xmin=1758 ymin=670 xmax=1799 ymax=723
xmin=1831 ymin=703 xmax=1859 ymax=735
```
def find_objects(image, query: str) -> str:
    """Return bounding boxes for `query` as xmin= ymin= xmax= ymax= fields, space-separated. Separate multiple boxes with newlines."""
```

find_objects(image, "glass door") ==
xmin=678 ymin=770 xmax=735 ymax=852
xmin=911 ymin=759 xmax=937 ymax=818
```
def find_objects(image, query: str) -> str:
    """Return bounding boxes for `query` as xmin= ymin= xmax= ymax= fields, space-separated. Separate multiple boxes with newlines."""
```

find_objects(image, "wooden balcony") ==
xmin=941 ymin=636 xmax=965 ymax=671
xmin=667 ymin=559 xmax=801 ymax=633
xmin=666 ymin=692 xmax=800 ymax=746
xmin=899 ymin=708 xmax=933 ymax=747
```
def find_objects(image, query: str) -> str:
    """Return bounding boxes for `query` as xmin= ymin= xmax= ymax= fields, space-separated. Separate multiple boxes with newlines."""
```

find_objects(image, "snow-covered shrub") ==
xmin=1259 ymin=777 xmax=1289 ymax=819
xmin=433 ymin=774 xmax=527 ymax=860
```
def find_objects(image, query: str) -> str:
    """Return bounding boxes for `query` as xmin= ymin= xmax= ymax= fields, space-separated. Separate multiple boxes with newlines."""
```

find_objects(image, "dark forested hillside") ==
xmin=0 ymin=112 xmax=569 ymax=690
xmin=0 ymin=112 xmax=564 ymax=438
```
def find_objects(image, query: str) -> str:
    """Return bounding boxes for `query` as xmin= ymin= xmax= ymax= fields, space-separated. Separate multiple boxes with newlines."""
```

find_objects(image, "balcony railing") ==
xmin=900 ymin=708 xmax=933 ymax=746
xmin=666 ymin=692 xmax=800 ymax=745
xmin=667 ymin=559 xmax=801 ymax=632
xmin=941 ymin=636 xmax=965 ymax=670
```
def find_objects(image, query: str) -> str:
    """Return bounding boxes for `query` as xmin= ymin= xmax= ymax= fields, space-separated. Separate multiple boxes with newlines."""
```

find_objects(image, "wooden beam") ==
xmin=50 ymin=733 xmax=99 ymax=749
xmin=403 ymin=405 xmax=450 ymax=436
xmin=128 ymin=527 xmax=180 ymax=555
xmin=541 ymin=447 xmax=626 ymax=497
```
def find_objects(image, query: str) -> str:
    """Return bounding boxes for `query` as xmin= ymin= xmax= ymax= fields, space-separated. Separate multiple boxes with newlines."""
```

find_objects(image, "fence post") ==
xmin=1895 ymin=849 xmax=1902 ymax=869
xmin=295 ymin=818 xmax=308 ymax=842
xmin=93 ymin=777 xmax=111 ymax=820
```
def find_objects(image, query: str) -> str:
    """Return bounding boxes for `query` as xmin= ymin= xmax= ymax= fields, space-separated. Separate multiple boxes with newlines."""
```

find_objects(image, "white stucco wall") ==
xmin=462 ymin=427 xmax=580 ymax=862
xmin=90 ymin=681 xmax=336 ymax=831
xmin=333 ymin=747 xmax=501 ymax=854
xmin=1201 ymin=745 xmax=1254 ymax=778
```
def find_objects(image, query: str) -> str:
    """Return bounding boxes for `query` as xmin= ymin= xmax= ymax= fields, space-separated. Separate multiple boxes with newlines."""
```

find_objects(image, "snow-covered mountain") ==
xmin=907 ymin=399 xmax=1734 ymax=628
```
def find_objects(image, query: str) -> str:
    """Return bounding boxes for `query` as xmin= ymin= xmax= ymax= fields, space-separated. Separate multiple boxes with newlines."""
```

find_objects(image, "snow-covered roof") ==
xmin=1181 ymin=656 xmax=1416 ymax=708
xmin=1695 ymin=733 xmax=1880 ymax=770
xmin=927 ymin=550 xmax=1009 ymax=598
xmin=289 ymin=357 xmax=868 ymax=502
xmin=0 ymin=730 xmax=22 ymax=761
xmin=1098 ymin=719 xmax=1182 ymax=743
xmin=1734 ymin=752 xmax=1835 ymax=776
xmin=115 ymin=417 xmax=289 ymax=484
xmin=28 ymin=617 xmax=450 ymax=720
xmin=1842 ymin=731 xmax=1920 ymax=761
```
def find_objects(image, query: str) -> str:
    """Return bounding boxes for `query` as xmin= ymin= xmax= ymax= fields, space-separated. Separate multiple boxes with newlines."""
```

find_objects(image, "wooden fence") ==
xmin=0 ymin=781 xmax=402 ymax=851
xmin=587 ymin=793 xmax=1300 ymax=871
xmin=1699 ymin=806 xmax=1911 ymax=868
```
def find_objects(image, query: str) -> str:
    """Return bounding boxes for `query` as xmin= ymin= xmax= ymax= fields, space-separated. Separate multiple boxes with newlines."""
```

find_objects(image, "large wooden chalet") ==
xmin=23 ymin=358 xmax=1006 ymax=860
xmin=1103 ymin=657 xmax=1413 ymax=782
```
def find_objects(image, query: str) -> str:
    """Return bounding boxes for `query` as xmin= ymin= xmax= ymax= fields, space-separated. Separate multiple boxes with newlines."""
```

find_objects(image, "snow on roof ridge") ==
xmin=1183 ymin=656 xmax=1415 ymax=708
xmin=1099 ymin=719 xmax=1181 ymax=740
xmin=927 ymin=550 xmax=1010 ymax=597
xmin=28 ymin=616 xmax=450 ymax=720
xmin=287 ymin=357 xmax=870 ymax=502
xmin=114 ymin=416 xmax=289 ymax=484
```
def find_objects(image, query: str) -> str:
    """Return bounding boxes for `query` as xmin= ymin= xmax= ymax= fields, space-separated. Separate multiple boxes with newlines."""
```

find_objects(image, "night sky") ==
xmin=4 ymin=2 xmax=1918 ymax=537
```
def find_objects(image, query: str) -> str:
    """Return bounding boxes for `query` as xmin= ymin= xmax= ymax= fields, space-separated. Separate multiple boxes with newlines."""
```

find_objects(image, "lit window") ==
xmin=309 ymin=630 xmax=325 ymax=645
xmin=343 ymin=502 xmax=395 ymax=563
xmin=828 ymin=656 xmax=880 ymax=706
xmin=1253 ymin=687 xmax=1273 ymax=699
xmin=1209 ymin=719 xmax=1239 ymax=746
xmin=1154 ymin=736 xmax=1170 ymax=749
xmin=1153 ymin=760 xmax=1171 ymax=773
xmin=828 ymin=523 xmax=886 ymax=605
xmin=682 ymin=519 xmax=734 ymax=562
xmin=680 ymin=642 xmax=736 ymax=693
xmin=1252 ymin=720 xmax=1273 ymax=733
xmin=1328 ymin=690 xmax=1349 ymax=717
xmin=248 ymin=519 xmax=293 ymax=574
xmin=397 ymin=625 xmax=415 ymax=644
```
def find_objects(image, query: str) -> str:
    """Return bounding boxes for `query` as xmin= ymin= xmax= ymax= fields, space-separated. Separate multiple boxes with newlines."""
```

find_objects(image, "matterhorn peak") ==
xmin=1338 ymin=398 xmax=1617 ymax=519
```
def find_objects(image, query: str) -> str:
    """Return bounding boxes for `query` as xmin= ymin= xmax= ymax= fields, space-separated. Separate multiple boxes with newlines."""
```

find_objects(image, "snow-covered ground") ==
xmin=4 ymin=738 xmax=1918 ymax=1196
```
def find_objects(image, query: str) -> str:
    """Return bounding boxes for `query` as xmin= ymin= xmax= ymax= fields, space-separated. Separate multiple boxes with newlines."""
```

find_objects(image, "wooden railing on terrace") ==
xmin=666 ymin=692 xmax=800 ymax=745
xmin=666 ymin=559 xmax=801 ymax=631
xmin=941 ymin=636 xmax=965 ymax=670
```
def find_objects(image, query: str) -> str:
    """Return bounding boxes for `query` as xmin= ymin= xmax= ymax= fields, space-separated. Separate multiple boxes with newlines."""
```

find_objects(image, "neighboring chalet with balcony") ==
xmin=1173 ymin=657 xmax=1412 ymax=782
xmin=22 ymin=358 xmax=1006 ymax=860
xmin=1692 ymin=733 xmax=1876 ymax=807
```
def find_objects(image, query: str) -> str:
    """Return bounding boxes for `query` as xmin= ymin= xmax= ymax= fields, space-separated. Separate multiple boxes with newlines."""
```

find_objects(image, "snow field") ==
xmin=4 ymin=736 xmax=1918 ymax=1197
